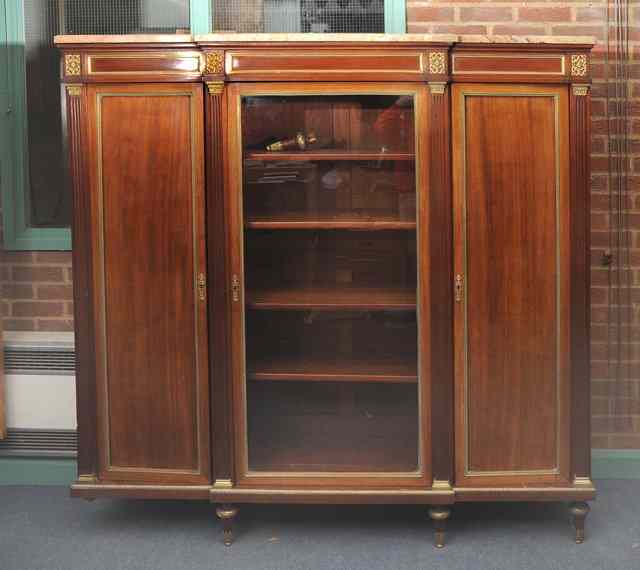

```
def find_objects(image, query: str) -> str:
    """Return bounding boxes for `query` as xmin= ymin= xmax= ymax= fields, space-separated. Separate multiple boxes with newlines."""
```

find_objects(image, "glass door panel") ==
xmin=240 ymin=92 xmax=421 ymax=475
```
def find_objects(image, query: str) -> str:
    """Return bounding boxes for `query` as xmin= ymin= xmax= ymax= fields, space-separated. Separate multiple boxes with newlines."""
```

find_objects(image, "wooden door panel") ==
xmin=453 ymin=84 xmax=570 ymax=486
xmin=88 ymin=83 xmax=210 ymax=484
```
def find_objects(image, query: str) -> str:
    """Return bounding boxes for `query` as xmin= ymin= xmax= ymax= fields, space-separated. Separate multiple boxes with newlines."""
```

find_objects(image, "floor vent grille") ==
xmin=0 ymin=429 xmax=78 ymax=458
xmin=4 ymin=347 xmax=76 ymax=375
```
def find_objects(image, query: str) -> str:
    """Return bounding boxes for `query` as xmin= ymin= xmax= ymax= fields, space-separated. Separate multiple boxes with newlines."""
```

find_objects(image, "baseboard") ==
xmin=0 ymin=458 xmax=77 ymax=485
xmin=0 ymin=452 xmax=639 ymax=486
xmin=591 ymin=449 xmax=640 ymax=480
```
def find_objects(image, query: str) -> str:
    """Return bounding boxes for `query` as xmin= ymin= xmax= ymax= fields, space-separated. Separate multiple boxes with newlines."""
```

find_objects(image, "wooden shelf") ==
xmin=245 ymin=213 xmax=416 ymax=230
xmin=246 ymin=287 xmax=416 ymax=310
xmin=246 ymin=150 xmax=415 ymax=162
xmin=247 ymin=356 xmax=418 ymax=384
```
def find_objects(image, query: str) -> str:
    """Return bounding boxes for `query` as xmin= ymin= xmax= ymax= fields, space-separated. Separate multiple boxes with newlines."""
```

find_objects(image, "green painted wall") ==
xmin=0 ymin=451 xmax=638 ymax=485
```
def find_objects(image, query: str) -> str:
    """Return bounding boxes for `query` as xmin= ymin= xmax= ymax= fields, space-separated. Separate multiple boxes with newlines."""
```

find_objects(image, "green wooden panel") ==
xmin=0 ymin=0 xmax=71 ymax=251
xmin=1 ymin=451 xmax=639 ymax=485
xmin=385 ymin=0 xmax=406 ymax=33
xmin=0 ymin=458 xmax=77 ymax=485
xmin=190 ymin=0 xmax=211 ymax=34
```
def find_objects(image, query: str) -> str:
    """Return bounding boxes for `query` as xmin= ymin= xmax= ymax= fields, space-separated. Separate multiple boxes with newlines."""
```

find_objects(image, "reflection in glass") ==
xmin=241 ymin=94 xmax=419 ymax=473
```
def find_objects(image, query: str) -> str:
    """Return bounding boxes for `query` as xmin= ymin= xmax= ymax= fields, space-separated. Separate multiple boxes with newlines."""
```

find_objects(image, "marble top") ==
xmin=54 ymin=33 xmax=595 ymax=47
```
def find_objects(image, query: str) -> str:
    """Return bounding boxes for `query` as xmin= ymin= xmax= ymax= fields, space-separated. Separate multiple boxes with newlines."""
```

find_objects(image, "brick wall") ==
xmin=1 ymin=6 xmax=638 ymax=449
xmin=0 ymin=251 xmax=73 ymax=332
xmin=408 ymin=1 xmax=640 ymax=449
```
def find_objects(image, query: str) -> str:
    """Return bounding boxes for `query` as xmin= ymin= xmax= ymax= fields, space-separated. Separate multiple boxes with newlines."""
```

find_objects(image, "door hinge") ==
xmin=197 ymin=273 xmax=206 ymax=301
xmin=455 ymin=274 xmax=464 ymax=303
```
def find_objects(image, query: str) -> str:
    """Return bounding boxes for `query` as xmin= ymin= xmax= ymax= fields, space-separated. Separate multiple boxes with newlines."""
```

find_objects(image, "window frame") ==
xmin=1 ymin=0 xmax=71 ymax=250
xmin=0 ymin=0 xmax=406 ymax=251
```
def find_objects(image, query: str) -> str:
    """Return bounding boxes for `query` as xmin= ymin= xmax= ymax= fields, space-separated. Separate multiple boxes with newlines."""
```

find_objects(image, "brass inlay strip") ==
xmin=460 ymin=90 xmax=563 ymax=477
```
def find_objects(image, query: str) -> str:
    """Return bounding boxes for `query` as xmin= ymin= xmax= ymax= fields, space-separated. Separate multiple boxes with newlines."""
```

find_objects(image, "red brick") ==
xmin=492 ymin=25 xmax=548 ymax=36
xmin=1 ymin=252 xmax=34 ymax=264
xmin=430 ymin=24 xmax=488 ymax=35
xmin=36 ymin=284 xmax=73 ymax=301
xmin=519 ymin=7 xmax=571 ymax=22
xmin=37 ymin=319 xmax=74 ymax=332
xmin=2 ymin=318 xmax=36 ymax=331
xmin=407 ymin=6 xmax=454 ymax=22
xmin=592 ymin=397 xmax=611 ymax=415
xmin=575 ymin=7 xmax=607 ymax=23
xmin=591 ymin=287 xmax=608 ymax=304
xmin=2 ymin=284 xmax=34 ymax=300
xmin=459 ymin=7 xmax=513 ymax=22
xmin=591 ymin=435 xmax=610 ymax=448
xmin=12 ymin=266 xmax=64 ymax=283
xmin=551 ymin=25 xmax=606 ymax=41
xmin=12 ymin=301 xmax=65 ymax=318
xmin=609 ymin=434 xmax=640 ymax=448
xmin=35 ymin=252 xmax=72 ymax=264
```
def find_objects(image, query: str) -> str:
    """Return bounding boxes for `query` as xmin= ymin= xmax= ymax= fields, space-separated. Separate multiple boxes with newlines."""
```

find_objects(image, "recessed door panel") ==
xmin=453 ymin=84 xmax=570 ymax=486
xmin=88 ymin=84 xmax=210 ymax=483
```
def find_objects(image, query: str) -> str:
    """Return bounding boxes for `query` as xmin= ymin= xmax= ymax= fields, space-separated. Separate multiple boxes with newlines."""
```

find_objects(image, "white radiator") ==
xmin=1 ymin=332 xmax=76 ymax=456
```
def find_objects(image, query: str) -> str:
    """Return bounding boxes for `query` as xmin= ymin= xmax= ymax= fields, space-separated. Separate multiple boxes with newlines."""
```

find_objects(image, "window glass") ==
xmin=211 ymin=0 xmax=384 ymax=33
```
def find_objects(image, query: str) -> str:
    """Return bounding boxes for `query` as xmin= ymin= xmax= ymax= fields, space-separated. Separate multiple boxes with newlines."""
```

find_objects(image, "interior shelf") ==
xmin=246 ymin=287 xmax=416 ymax=310
xmin=247 ymin=355 xmax=418 ymax=384
xmin=245 ymin=213 xmax=416 ymax=230
xmin=246 ymin=150 xmax=415 ymax=162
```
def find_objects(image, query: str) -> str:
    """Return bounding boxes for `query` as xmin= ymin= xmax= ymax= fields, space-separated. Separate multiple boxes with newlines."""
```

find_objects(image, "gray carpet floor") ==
xmin=0 ymin=480 xmax=638 ymax=570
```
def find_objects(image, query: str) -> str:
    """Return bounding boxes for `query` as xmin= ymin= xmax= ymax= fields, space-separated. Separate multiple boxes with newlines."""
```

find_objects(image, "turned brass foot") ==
xmin=428 ymin=506 xmax=451 ymax=548
xmin=216 ymin=504 xmax=238 ymax=546
xmin=569 ymin=502 xmax=590 ymax=544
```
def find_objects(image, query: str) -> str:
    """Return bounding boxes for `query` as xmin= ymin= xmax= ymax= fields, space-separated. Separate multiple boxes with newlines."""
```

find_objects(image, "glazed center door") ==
xmin=227 ymin=83 xmax=430 ymax=487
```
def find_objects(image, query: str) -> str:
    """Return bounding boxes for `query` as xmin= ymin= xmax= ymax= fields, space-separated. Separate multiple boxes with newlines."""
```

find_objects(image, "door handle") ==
xmin=455 ymin=274 xmax=464 ymax=303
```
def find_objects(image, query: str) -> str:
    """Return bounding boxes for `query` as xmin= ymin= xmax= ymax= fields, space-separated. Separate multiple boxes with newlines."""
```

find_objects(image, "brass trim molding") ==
xmin=432 ymin=480 xmax=453 ymax=491
xmin=429 ymin=82 xmax=447 ymax=95
xmin=213 ymin=479 xmax=234 ymax=489
xmin=206 ymin=81 xmax=224 ymax=95
xmin=205 ymin=51 xmax=225 ymax=75
xmin=459 ymin=89 xmax=563 ymax=479
xmin=571 ymin=54 xmax=588 ymax=77
xmin=573 ymin=477 xmax=595 ymax=488
xmin=66 ymin=84 xmax=82 ymax=96
xmin=427 ymin=52 xmax=447 ymax=74
xmin=65 ymin=54 xmax=81 ymax=76
xmin=77 ymin=474 xmax=98 ymax=484
xmin=572 ymin=84 xmax=589 ymax=97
